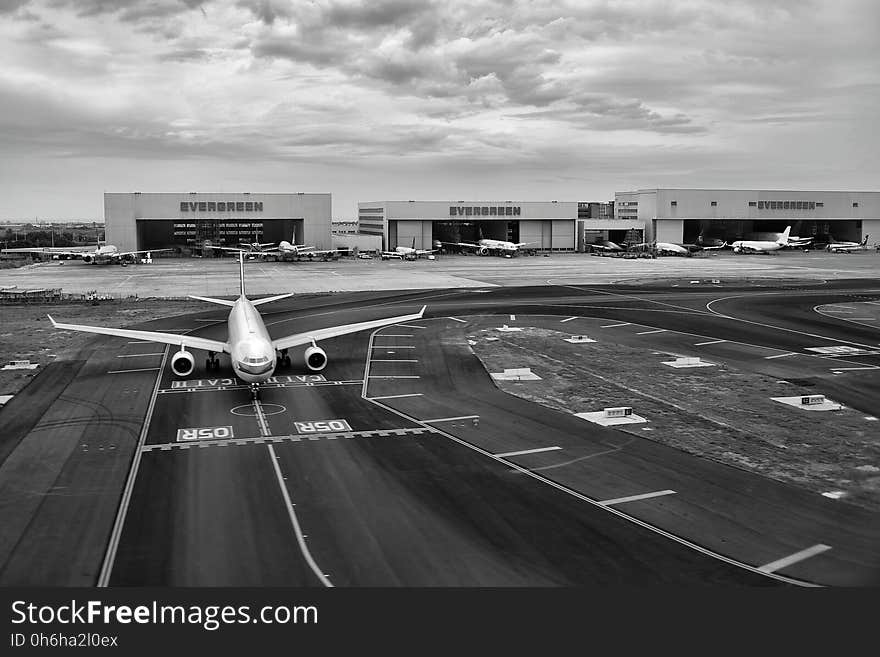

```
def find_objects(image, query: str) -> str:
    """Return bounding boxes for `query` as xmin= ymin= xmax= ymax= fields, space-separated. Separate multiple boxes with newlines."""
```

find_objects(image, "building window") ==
xmin=670 ymin=201 xmax=677 ymax=207
xmin=853 ymin=202 xmax=859 ymax=208
xmin=710 ymin=201 xmax=717 ymax=207
xmin=816 ymin=202 xmax=824 ymax=207
xmin=748 ymin=201 xmax=757 ymax=207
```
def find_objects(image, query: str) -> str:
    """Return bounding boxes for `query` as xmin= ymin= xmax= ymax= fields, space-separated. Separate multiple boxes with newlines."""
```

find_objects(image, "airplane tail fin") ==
xmin=862 ymin=235 xmax=869 ymax=246
xmin=778 ymin=226 xmax=792 ymax=244
xmin=239 ymin=251 xmax=246 ymax=298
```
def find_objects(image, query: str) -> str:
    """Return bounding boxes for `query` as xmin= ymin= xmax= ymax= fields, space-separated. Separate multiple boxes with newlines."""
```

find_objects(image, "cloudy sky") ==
xmin=1 ymin=0 xmax=878 ymax=220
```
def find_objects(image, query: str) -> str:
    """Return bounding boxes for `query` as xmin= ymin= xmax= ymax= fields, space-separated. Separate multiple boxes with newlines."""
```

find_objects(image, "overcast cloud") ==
xmin=0 ymin=0 xmax=877 ymax=219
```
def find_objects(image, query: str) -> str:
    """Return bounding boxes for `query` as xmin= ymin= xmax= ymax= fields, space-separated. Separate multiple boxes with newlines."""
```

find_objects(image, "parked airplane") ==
xmin=381 ymin=237 xmax=439 ymax=261
xmin=586 ymin=240 xmax=624 ymax=253
xmin=47 ymin=252 xmax=425 ymax=399
xmin=827 ymin=235 xmax=870 ymax=253
xmin=731 ymin=226 xmax=791 ymax=253
xmin=1 ymin=243 xmax=168 ymax=264
xmin=445 ymin=237 xmax=536 ymax=257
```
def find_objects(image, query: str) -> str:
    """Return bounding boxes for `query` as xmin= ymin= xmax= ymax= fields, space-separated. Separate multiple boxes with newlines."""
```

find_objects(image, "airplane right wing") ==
xmin=272 ymin=306 xmax=426 ymax=351
xmin=47 ymin=316 xmax=229 ymax=353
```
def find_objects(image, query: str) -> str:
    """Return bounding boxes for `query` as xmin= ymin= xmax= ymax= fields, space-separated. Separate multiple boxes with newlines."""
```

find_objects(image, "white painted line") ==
xmin=495 ymin=446 xmax=563 ymax=458
xmin=758 ymin=544 xmax=832 ymax=574
xmin=126 ymin=341 xmax=153 ymax=344
xmin=117 ymin=353 xmax=165 ymax=358
xmin=395 ymin=324 xmax=424 ymax=329
xmin=422 ymin=415 xmax=480 ymax=423
xmin=372 ymin=345 xmax=416 ymax=349
xmin=601 ymin=323 xmax=631 ymax=328
xmin=107 ymin=367 xmax=161 ymax=374
xmin=448 ymin=316 xmax=467 ymax=323
xmin=368 ymin=393 xmax=424 ymax=400
xmin=368 ymin=375 xmax=421 ymax=379
xmin=695 ymin=339 xmax=727 ymax=346
xmin=636 ymin=329 xmax=667 ymax=335
xmin=849 ymin=318 xmax=876 ymax=321
xmin=98 ymin=347 xmax=169 ymax=587
xmin=764 ymin=352 xmax=798 ymax=360
xmin=600 ymin=490 xmax=677 ymax=506
xmin=377 ymin=334 xmax=413 ymax=338
xmin=830 ymin=366 xmax=879 ymax=371
xmin=370 ymin=359 xmax=419 ymax=362
xmin=253 ymin=399 xmax=270 ymax=437
xmin=267 ymin=444 xmax=333 ymax=587
xmin=560 ymin=316 xmax=578 ymax=323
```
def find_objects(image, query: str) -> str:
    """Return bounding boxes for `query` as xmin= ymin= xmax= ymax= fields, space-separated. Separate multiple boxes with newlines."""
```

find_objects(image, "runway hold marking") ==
xmin=267 ymin=444 xmax=334 ymax=588
xmin=448 ymin=316 xmax=467 ymax=323
xmin=116 ymin=353 xmax=165 ymax=358
xmin=560 ymin=316 xmax=578 ymax=323
xmin=142 ymin=427 xmax=436 ymax=451
xmin=231 ymin=403 xmax=287 ymax=417
xmin=293 ymin=419 xmax=353 ymax=434
xmin=422 ymin=415 xmax=480 ymax=423
xmin=176 ymin=426 xmax=234 ymax=442
xmin=599 ymin=490 xmax=677 ymax=506
xmin=107 ymin=367 xmax=161 ymax=374
xmin=764 ymin=352 xmax=799 ymax=360
xmin=171 ymin=374 xmax=326 ymax=389
xmin=601 ymin=323 xmax=631 ymax=328
xmin=368 ymin=393 xmax=424 ymax=400
xmin=695 ymin=339 xmax=727 ymax=346
xmin=636 ymin=329 xmax=667 ymax=335
xmin=494 ymin=446 xmax=562 ymax=458
xmin=758 ymin=544 xmax=832 ymax=574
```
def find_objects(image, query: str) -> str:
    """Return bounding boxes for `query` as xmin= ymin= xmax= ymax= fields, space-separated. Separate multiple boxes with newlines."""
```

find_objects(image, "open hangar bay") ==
xmin=0 ymin=262 xmax=879 ymax=586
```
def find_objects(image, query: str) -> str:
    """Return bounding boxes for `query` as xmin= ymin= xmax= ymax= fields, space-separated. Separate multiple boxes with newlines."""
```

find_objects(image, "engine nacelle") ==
xmin=478 ymin=247 xmax=489 ymax=256
xmin=304 ymin=344 xmax=327 ymax=371
xmin=171 ymin=349 xmax=195 ymax=377
xmin=82 ymin=254 xmax=93 ymax=264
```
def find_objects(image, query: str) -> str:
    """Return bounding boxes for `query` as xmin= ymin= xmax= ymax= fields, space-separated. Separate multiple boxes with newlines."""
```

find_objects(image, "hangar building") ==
xmin=615 ymin=188 xmax=880 ymax=245
xmin=357 ymin=200 xmax=578 ymax=252
xmin=104 ymin=193 xmax=332 ymax=253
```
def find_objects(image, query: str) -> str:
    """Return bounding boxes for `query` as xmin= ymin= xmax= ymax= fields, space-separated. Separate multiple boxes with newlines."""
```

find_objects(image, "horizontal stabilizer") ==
xmin=251 ymin=292 xmax=295 ymax=306
xmin=189 ymin=295 xmax=235 ymax=307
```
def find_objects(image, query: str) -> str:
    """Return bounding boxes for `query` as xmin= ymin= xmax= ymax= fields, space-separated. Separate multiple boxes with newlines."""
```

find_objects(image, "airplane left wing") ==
xmin=47 ymin=316 xmax=228 ymax=353
xmin=272 ymin=306 xmax=426 ymax=351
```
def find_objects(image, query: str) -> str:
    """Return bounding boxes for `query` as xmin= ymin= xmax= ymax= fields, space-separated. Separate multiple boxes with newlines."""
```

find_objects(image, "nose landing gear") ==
xmin=250 ymin=383 xmax=261 ymax=401
xmin=205 ymin=351 xmax=221 ymax=371
xmin=278 ymin=349 xmax=291 ymax=368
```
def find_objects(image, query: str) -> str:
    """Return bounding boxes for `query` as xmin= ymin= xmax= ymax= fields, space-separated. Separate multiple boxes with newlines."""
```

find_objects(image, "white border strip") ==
xmin=758 ymin=544 xmax=832 ymax=574
xmin=495 ymin=446 xmax=562 ymax=458
xmin=600 ymin=490 xmax=677 ymax=506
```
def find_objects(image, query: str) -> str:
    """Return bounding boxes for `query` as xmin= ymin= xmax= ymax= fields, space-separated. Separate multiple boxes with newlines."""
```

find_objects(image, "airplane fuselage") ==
xmin=227 ymin=297 xmax=277 ymax=384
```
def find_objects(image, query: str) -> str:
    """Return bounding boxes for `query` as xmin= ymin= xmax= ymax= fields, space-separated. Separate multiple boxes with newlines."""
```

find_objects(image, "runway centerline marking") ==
xmin=636 ymin=329 xmax=667 ymax=335
xmin=372 ymin=345 xmax=415 ymax=349
xmin=253 ymin=399 xmax=271 ymax=436
xmin=370 ymin=359 xmax=419 ymax=362
xmin=758 ymin=544 xmax=832 ymax=574
xmin=599 ymin=490 xmax=677 ymax=506
xmin=422 ymin=415 xmax=480 ymax=423
xmin=267 ymin=444 xmax=333 ymax=588
xmin=368 ymin=375 xmax=420 ymax=379
xmin=494 ymin=446 xmax=562 ymax=458
xmin=764 ymin=352 xmax=799 ymax=360
xmin=560 ymin=316 xmax=578 ymax=323
xmin=107 ymin=367 xmax=161 ymax=374
xmin=695 ymin=339 xmax=727 ymax=346
xmin=601 ymin=323 xmax=631 ymax=328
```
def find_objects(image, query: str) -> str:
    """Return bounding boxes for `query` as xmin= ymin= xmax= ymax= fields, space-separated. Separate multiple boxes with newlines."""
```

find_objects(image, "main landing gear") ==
xmin=205 ymin=351 xmax=220 ymax=371
xmin=278 ymin=349 xmax=291 ymax=368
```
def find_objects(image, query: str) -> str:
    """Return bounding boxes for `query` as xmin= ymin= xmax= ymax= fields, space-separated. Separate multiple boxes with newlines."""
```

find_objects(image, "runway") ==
xmin=1 ymin=279 xmax=878 ymax=586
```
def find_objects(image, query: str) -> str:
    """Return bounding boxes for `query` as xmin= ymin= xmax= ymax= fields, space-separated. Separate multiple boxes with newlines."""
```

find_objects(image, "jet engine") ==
xmin=171 ymin=349 xmax=195 ymax=377
xmin=82 ymin=254 xmax=93 ymax=264
xmin=304 ymin=344 xmax=328 ymax=371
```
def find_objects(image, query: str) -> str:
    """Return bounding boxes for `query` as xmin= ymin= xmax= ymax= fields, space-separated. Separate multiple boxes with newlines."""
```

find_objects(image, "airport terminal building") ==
xmin=105 ymin=193 xmax=332 ymax=253
xmin=358 ymin=200 xmax=579 ymax=251
xmin=615 ymin=188 xmax=880 ymax=245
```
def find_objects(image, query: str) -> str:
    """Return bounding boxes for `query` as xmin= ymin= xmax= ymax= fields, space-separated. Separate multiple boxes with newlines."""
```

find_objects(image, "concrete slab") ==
xmin=771 ymin=396 xmax=844 ymax=411
xmin=575 ymin=411 xmax=648 ymax=426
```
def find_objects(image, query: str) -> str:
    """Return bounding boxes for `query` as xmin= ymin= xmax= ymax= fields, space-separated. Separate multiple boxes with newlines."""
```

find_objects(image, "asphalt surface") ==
xmin=1 ymin=279 xmax=879 ymax=586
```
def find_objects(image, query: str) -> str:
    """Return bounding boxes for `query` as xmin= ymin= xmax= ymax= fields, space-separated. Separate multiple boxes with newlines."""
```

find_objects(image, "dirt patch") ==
xmin=468 ymin=325 xmax=880 ymax=511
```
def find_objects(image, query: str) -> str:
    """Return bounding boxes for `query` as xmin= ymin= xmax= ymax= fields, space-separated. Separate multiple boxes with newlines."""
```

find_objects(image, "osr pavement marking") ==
xmin=560 ymin=316 xmax=578 ymax=323
xmin=695 ymin=339 xmax=727 ymax=346
xmin=494 ymin=446 xmax=562 ymax=458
